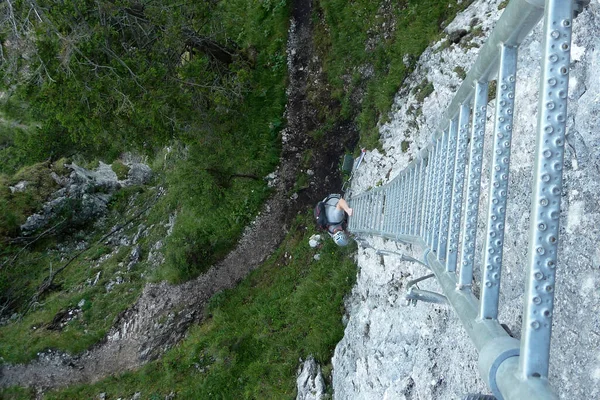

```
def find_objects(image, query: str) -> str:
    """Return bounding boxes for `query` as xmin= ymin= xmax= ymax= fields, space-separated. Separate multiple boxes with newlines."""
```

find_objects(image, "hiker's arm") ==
xmin=336 ymin=198 xmax=353 ymax=216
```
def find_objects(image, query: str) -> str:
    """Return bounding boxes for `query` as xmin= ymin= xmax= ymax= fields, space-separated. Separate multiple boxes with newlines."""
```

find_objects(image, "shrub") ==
xmin=111 ymin=160 xmax=130 ymax=181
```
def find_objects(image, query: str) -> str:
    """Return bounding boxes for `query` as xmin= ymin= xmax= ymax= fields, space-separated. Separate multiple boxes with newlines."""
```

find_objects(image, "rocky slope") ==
xmin=0 ymin=0 xmax=358 ymax=392
xmin=332 ymin=1 xmax=599 ymax=399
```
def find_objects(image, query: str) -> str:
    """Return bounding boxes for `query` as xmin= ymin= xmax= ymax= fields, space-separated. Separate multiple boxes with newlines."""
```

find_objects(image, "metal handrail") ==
xmin=347 ymin=1 xmax=578 ymax=399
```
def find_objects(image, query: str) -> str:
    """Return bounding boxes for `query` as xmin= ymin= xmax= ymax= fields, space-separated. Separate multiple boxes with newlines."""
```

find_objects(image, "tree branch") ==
xmin=22 ymin=187 xmax=164 ymax=317
xmin=1 ymin=219 xmax=66 ymax=271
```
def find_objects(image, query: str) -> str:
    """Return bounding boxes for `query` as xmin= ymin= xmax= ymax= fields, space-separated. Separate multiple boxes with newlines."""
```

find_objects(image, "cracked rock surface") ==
xmin=333 ymin=1 xmax=599 ymax=399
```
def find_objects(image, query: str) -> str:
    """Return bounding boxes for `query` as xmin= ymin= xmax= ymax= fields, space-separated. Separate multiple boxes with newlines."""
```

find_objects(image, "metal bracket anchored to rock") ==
xmin=404 ymin=273 xmax=448 ymax=306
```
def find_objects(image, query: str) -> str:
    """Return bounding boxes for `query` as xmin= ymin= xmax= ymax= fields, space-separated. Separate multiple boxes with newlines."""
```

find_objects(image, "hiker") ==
xmin=315 ymin=194 xmax=353 ymax=246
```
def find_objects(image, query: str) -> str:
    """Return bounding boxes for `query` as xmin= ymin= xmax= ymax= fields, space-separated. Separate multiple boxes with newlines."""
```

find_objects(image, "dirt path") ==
xmin=0 ymin=0 xmax=356 ymax=392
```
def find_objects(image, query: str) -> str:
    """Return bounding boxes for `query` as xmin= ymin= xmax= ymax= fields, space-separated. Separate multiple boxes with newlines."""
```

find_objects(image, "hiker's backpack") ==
xmin=314 ymin=195 xmax=340 ymax=230
xmin=314 ymin=200 xmax=329 ymax=230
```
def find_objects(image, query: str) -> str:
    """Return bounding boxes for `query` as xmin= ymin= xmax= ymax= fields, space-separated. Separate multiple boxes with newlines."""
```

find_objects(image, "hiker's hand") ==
xmin=347 ymin=208 xmax=353 ymax=216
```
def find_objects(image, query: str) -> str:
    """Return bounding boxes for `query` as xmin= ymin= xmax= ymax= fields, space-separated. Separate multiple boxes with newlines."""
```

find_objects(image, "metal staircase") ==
xmin=347 ymin=1 xmax=586 ymax=399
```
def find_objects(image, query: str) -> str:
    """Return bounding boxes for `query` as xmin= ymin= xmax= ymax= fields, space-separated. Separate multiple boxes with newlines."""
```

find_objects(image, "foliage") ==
xmin=0 ymin=161 xmax=59 ymax=239
xmin=40 ymin=214 xmax=357 ymax=400
xmin=0 ymin=0 xmax=289 ymax=365
xmin=454 ymin=66 xmax=467 ymax=81
xmin=413 ymin=79 xmax=435 ymax=103
xmin=0 ymin=0 xmax=289 ymax=298
xmin=0 ymin=189 xmax=153 ymax=363
xmin=313 ymin=0 xmax=474 ymax=149
xmin=0 ymin=0 xmax=288 ymax=170
xmin=111 ymin=160 xmax=130 ymax=180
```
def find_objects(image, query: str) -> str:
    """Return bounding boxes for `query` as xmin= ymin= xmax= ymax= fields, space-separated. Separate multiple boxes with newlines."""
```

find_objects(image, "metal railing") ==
xmin=347 ymin=1 xmax=581 ymax=399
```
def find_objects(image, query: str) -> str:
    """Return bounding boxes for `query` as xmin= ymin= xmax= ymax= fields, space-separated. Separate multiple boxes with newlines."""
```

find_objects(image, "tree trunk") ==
xmin=182 ymin=28 xmax=237 ymax=65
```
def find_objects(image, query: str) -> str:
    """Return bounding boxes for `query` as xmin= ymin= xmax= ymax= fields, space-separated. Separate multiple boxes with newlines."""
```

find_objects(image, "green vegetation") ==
xmin=401 ymin=140 xmax=410 ymax=153
xmin=414 ymin=79 xmax=435 ymax=103
xmin=40 ymin=214 xmax=356 ymax=399
xmin=313 ymin=0 xmax=473 ymax=149
xmin=0 ymin=0 xmax=289 ymax=296
xmin=154 ymin=142 xmax=275 ymax=283
xmin=454 ymin=66 xmax=467 ymax=81
xmin=0 ymin=0 xmax=290 ymax=362
xmin=0 ymin=160 xmax=65 ymax=239
xmin=111 ymin=160 xmax=130 ymax=180
xmin=0 ymin=187 xmax=156 ymax=363
xmin=0 ymin=0 xmax=468 ymax=397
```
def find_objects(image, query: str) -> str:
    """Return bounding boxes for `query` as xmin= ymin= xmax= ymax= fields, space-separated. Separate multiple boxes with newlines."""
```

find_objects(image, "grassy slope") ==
xmin=14 ymin=215 xmax=356 ymax=400
xmin=0 ymin=0 xmax=474 ymax=397
xmin=0 ymin=185 xmax=160 ymax=364
xmin=314 ymin=0 xmax=473 ymax=149
xmin=0 ymin=0 xmax=288 ymax=365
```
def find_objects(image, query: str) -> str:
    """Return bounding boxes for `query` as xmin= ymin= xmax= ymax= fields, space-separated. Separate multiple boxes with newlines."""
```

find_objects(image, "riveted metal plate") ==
xmin=520 ymin=0 xmax=573 ymax=380
xmin=459 ymin=81 xmax=489 ymax=287
xmin=438 ymin=119 xmax=459 ymax=263
xmin=433 ymin=130 xmax=449 ymax=253
xmin=480 ymin=44 xmax=518 ymax=320
xmin=424 ymin=144 xmax=435 ymax=244
xmin=447 ymin=103 xmax=471 ymax=272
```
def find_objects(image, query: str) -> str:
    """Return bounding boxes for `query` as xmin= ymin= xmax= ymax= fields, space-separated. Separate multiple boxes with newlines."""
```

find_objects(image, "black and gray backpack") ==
xmin=314 ymin=194 xmax=341 ymax=230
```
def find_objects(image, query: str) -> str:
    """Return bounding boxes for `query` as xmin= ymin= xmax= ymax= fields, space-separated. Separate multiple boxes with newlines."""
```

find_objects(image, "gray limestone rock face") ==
xmin=9 ymin=181 xmax=28 ymax=193
xmin=296 ymin=356 xmax=326 ymax=400
xmin=20 ymin=160 xmax=152 ymax=235
xmin=124 ymin=163 xmax=153 ymax=186
xmin=334 ymin=1 xmax=599 ymax=399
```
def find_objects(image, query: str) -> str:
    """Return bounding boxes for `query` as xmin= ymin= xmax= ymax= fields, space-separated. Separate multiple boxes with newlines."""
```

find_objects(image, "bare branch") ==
xmin=4 ymin=0 xmax=20 ymax=37
xmin=102 ymin=45 xmax=146 ymax=92
xmin=22 ymin=186 xmax=164 ymax=317
xmin=0 ymin=219 xmax=66 ymax=271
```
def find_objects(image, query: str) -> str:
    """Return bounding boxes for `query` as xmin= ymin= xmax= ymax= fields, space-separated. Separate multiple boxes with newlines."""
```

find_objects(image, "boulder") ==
xmin=296 ymin=356 xmax=326 ymax=400
xmin=124 ymin=163 xmax=153 ymax=186
xmin=20 ymin=161 xmax=152 ymax=235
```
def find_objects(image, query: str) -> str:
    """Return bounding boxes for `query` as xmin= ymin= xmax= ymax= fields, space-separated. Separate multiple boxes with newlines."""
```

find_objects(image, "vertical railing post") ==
xmin=406 ymin=163 xmax=416 ymax=235
xmin=479 ymin=44 xmax=518 ymax=320
xmin=419 ymin=155 xmax=428 ymax=237
xmin=375 ymin=189 xmax=381 ymax=233
xmin=377 ymin=186 xmax=386 ymax=232
xmin=389 ymin=180 xmax=395 ymax=236
xmin=414 ymin=159 xmax=423 ymax=236
xmin=413 ymin=163 xmax=419 ymax=235
xmin=438 ymin=118 xmax=459 ymax=264
xmin=398 ymin=169 xmax=408 ymax=235
xmin=423 ymin=145 xmax=433 ymax=243
xmin=432 ymin=130 xmax=448 ymax=254
xmin=387 ymin=187 xmax=392 ymax=235
xmin=365 ymin=193 xmax=371 ymax=232
xmin=428 ymin=141 xmax=440 ymax=247
xmin=458 ymin=81 xmax=489 ymax=288
xmin=394 ymin=178 xmax=400 ymax=237
xmin=403 ymin=170 xmax=410 ymax=235
xmin=402 ymin=166 xmax=412 ymax=235
xmin=520 ymin=0 xmax=573 ymax=380
xmin=446 ymin=103 xmax=471 ymax=272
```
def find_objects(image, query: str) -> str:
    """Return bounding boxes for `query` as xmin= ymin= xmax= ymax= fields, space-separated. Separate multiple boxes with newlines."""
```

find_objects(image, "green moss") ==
xmin=0 ymin=161 xmax=59 ymax=240
xmin=454 ymin=66 xmax=467 ymax=80
xmin=470 ymin=26 xmax=484 ymax=37
xmin=435 ymin=39 xmax=452 ymax=53
xmin=414 ymin=80 xmax=435 ymax=103
xmin=401 ymin=140 xmax=410 ymax=153
xmin=51 ymin=157 xmax=70 ymax=176
xmin=111 ymin=160 xmax=130 ymax=180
